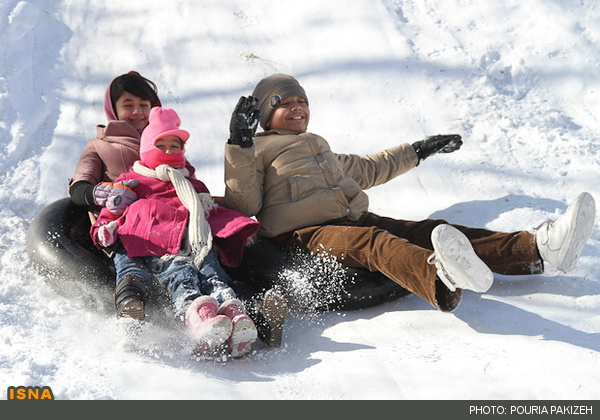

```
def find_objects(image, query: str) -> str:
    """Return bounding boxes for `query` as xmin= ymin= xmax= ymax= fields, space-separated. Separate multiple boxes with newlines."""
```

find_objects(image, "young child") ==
xmin=223 ymin=73 xmax=595 ymax=313
xmin=92 ymin=107 xmax=260 ymax=358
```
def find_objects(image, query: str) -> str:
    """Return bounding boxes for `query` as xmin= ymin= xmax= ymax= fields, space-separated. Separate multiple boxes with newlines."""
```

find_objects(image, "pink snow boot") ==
xmin=185 ymin=296 xmax=233 ymax=356
xmin=218 ymin=299 xmax=258 ymax=358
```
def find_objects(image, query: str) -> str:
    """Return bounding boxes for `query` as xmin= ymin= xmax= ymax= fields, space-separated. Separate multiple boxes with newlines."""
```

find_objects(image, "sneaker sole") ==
xmin=555 ymin=192 xmax=595 ymax=273
xmin=117 ymin=298 xmax=145 ymax=322
xmin=262 ymin=289 xmax=288 ymax=348
xmin=229 ymin=316 xmax=258 ymax=358
xmin=432 ymin=224 xmax=494 ymax=293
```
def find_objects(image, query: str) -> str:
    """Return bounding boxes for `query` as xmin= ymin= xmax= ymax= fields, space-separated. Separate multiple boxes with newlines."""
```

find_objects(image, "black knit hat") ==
xmin=252 ymin=74 xmax=309 ymax=130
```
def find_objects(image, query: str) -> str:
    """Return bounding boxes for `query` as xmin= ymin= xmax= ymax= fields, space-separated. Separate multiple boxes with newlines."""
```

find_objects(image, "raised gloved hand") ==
xmin=411 ymin=134 xmax=463 ymax=165
xmin=93 ymin=179 xmax=140 ymax=215
xmin=97 ymin=220 xmax=118 ymax=248
xmin=228 ymin=95 xmax=261 ymax=148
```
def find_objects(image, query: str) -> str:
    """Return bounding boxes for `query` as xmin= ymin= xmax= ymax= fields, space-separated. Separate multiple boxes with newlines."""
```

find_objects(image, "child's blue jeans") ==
xmin=113 ymin=245 xmax=236 ymax=316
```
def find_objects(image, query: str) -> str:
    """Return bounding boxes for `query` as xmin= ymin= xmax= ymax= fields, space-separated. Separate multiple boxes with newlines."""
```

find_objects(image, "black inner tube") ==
xmin=26 ymin=198 xmax=410 ymax=312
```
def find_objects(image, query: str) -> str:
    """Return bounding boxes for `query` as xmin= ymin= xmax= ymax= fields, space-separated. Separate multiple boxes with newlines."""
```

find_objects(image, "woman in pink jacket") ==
xmin=92 ymin=107 xmax=260 ymax=358
xmin=68 ymin=72 xmax=166 ymax=323
xmin=69 ymin=72 xmax=287 ymax=349
xmin=69 ymin=71 xmax=160 ymax=214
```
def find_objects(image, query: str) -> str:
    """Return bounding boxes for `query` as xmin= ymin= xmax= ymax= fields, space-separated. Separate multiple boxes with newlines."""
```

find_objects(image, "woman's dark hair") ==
xmin=109 ymin=72 xmax=161 ymax=111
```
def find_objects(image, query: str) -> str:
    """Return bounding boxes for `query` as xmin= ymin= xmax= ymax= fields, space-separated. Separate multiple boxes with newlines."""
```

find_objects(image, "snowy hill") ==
xmin=1 ymin=0 xmax=599 ymax=400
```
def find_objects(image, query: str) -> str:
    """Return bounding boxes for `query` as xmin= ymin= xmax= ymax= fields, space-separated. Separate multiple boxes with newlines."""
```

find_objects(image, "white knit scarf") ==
xmin=133 ymin=161 xmax=217 ymax=267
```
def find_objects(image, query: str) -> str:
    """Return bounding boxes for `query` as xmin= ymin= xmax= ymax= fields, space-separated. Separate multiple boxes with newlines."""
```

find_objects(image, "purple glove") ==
xmin=93 ymin=179 xmax=140 ymax=215
xmin=97 ymin=221 xmax=118 ymax=247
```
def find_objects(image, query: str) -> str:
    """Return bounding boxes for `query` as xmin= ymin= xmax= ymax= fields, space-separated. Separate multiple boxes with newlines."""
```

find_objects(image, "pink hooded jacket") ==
xmin=91 ymin=163 xmax=259 ymax=267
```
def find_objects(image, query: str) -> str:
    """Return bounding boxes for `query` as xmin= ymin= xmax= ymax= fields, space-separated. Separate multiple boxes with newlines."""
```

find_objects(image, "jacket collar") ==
xmin=256 ymin=129 xmax=304 ymax=137
xmin=97 ymin=121 xmax=141 ymax=139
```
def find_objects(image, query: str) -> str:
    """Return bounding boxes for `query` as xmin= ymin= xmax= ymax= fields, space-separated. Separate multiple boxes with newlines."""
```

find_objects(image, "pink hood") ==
xmin=103 ymin=70 xmax=162 ymax=122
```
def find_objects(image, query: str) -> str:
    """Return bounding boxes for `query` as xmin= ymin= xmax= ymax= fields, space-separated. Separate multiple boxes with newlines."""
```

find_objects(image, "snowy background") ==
xmin=1 ymin=0 xmax=599 ymax=400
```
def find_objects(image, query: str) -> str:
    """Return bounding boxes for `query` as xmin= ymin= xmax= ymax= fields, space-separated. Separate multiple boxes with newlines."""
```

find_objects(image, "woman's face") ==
xmin=115 ymin=92 xmax=152 ymax=132
xmin=267 ymin=96 xmax=310 ymax=133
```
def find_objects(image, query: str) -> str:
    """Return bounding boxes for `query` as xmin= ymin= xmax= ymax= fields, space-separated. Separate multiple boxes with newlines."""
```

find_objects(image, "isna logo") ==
xmin=7 ymin=386 xmax=55 ymax=400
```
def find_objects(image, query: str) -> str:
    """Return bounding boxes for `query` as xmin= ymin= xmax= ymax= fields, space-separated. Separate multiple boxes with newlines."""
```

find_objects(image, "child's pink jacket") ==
xmin=91 ymin=164 xmax=259 ymax=267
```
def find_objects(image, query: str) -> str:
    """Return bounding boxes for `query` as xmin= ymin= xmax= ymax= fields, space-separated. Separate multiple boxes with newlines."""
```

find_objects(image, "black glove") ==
xmin=228 ymin=96 xmax=261 ymax=148
xmin=411 ymin=134 xmax=463 ymax=165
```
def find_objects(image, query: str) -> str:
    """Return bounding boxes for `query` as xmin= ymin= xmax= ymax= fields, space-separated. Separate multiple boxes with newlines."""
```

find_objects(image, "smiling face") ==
xmin=114 ymin=92 xmax=152 ymax=132
xmin=266 ymin=96 xmax=310 ymax=133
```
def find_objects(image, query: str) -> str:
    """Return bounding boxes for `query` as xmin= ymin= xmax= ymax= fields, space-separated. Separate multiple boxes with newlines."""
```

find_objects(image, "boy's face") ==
xmin=115 ymin=91 xmax=152 ymax=132
xmin=267 ymin=96 xmax=310 ymax=133
xmin=155 ymin=135 xmax=183 ymax=154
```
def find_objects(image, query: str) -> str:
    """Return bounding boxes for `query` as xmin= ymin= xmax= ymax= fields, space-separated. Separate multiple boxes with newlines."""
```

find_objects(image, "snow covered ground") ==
xmin=1 ymin=0 xmax=599 ymax=401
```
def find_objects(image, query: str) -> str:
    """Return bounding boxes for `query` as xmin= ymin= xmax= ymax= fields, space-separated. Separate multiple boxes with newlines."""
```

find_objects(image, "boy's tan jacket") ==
xmin=224 ymin=130 xmax=418 ymax=238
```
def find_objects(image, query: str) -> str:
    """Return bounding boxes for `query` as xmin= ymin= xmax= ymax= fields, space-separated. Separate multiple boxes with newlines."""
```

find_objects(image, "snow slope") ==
xmin=1 ymin=0 xmax=599 ymax=400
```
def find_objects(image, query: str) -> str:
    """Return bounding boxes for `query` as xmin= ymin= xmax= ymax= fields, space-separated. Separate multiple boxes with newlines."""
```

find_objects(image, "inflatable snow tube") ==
xmin=223 ymin=237 xmax=411 ymax=312
xmin=26 ymin=198 xmax=410 ymax=312
xmin=26 ymin=197 xmax=116 ymax=308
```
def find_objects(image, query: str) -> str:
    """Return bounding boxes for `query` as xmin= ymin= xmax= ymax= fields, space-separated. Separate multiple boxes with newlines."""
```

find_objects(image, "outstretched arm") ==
xmin=411 ymin=134 xmax=462 ymax=165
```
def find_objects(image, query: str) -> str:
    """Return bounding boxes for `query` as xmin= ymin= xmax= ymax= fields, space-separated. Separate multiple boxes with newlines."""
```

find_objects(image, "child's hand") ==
xmin=228 ymin=96 xmax=261 ymax=148
xmin=93 ymin=179 xmax=140 ymax=215
xmin=97 ymin=221 xmax=118 ymax=247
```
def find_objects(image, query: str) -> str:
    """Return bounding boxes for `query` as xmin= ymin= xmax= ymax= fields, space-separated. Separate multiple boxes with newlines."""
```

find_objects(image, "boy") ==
xmin=223 ymin=73 xmax=595 ymax=312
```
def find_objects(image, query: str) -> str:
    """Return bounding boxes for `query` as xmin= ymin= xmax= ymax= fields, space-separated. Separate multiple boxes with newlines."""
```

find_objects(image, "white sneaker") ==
xmin=429 ymin=224 xmax=494 ymax=293
xmin=536 ymin=192 xmax=596 ymax=273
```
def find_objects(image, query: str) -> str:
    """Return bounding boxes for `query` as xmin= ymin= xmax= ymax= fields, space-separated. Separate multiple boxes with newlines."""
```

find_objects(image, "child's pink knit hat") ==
xmin=140 ymin=107 xmax=190 ymax=169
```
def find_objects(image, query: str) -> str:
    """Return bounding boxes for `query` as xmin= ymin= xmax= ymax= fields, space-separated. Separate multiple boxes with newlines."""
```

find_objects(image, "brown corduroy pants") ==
xmin=289 ymin=213 xmax=543 ymax=311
